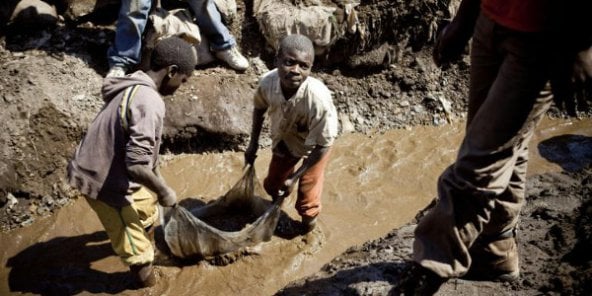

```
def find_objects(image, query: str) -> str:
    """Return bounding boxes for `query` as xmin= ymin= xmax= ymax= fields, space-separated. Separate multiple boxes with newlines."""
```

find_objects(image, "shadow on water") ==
xmin=6 ymin=231 xmax=134 ymax=295
xmin=537 ymin=134 xmax=592 ymax=172
xmin=277 ymin=262 xmax=409 ymax=296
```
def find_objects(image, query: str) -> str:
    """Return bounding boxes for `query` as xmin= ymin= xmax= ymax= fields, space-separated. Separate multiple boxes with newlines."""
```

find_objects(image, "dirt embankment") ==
xmin=0 ymin=0 xmax=470 ymax=231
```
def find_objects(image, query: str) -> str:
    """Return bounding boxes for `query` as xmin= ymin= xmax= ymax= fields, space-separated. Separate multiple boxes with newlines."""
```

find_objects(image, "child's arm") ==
xmin=125 ymin=89 xmax=176 ymax=206
xmin=245 ymin=86 xmax=268 ymax=166
xmin=128 ymin=163 xmax=177 ymax=207
xmin=245 ymin=107 xmax=266 ymax=166
xmin=279 ymin=145 xmax=330 ymax=197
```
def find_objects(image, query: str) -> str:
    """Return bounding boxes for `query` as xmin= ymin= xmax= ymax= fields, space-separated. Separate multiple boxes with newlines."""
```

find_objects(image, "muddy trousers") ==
xmin=413 ymin=13 xmax=554 ymax=278
xmin=264 ymin=148 xmax=332 ymax=219
xmin=86 ymin=187 xmax=158 ymax=266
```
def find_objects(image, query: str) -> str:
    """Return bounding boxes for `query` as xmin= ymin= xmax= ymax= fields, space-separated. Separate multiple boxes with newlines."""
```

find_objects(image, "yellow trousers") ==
xmin=86 ymin=187 xmax=158 ymax=266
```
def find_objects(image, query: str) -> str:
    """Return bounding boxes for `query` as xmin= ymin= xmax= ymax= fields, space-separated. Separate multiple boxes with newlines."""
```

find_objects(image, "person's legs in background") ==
xmin=106 ymin=0 xmax=152 ymax=77
xmin=187 ymin=0 xmax=249 ymax=70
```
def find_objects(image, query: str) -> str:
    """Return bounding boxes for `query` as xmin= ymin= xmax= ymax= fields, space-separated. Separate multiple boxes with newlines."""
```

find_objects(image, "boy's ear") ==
xmin=166 ymin=65 xmax=179 ymax=78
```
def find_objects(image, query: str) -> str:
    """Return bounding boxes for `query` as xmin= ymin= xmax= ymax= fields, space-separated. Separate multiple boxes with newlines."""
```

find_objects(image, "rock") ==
xmin=436 ymin=94 xmax=453 ymax=122
xmin=62 ymin=0 xmax=119 ymax=22
xmin=339 ymin=113 xmax=355 ymax=133
xmin=249 ymin=57 xmax=270 ymax=76
xmin=5 ymin=193 xmax=17 ymax=211
xmin=163 ymin=74 xmax=253 ymax=146
xmin=412 ymin=105 xmax=424 ymax=113
xmin=214 ymin=0 xmax=237 ymax=23
xmin=347 ymin=43 xmax=392 ymax=69
xmin=41 ymin=194 xmax=54 ymax=206
xmin=9 ymin=0 xmax=57 ymax=30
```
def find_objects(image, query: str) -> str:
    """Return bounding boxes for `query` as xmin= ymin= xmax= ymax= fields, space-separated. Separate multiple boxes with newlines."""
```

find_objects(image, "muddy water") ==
xmin=1 ymin=118 xmax=590 ymax=296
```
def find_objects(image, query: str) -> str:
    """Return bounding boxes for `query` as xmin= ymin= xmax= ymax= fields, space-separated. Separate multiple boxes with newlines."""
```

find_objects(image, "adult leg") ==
xmin=186 ymin=0 xmax=235 ymax=50
xmin=107 ymin=0 xmax=152 ymax=71
xmin=186 ymin=0 xmax=248 ymax=70
xmin=413 ymin=14 xmax=553 ymax=278
xmin=467 ymin=87 xmax=553 ymax=280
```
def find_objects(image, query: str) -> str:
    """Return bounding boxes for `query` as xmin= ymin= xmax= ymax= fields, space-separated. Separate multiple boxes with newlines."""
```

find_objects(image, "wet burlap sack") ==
xmin=253 ymin=0 xmax=360 ymax=55
xmin=143 ymin=7 xmax=215 ymax=67
xmin=161 ymin=165 xmax=283 ymax=259
xmin=253 ymin=0 xmax=338 ymax=55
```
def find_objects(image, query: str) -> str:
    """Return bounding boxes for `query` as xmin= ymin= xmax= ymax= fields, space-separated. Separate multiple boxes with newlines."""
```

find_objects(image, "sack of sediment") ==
xmin=161 ymin=165 xmax=283 ymax=259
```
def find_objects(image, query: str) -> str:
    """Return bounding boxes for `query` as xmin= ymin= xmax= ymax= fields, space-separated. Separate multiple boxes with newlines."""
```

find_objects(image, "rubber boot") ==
xmin=301 ymin=216 xmax=318 ymax=234
xmin=130 ymin=262 xmax=157 ymax=288
xmin=465 ymin=230 xmax=520 ymax=282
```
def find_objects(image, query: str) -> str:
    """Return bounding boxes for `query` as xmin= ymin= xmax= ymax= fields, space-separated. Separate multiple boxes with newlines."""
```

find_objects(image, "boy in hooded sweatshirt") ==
xmin=68 ymin=36 xmax=197 ymax=288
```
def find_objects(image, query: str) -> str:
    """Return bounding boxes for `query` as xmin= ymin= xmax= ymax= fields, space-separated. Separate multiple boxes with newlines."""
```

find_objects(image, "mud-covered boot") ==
xmin=464 ymin=228 xmax=520 ymax=282
xmin=391 ymin=262 xmax=447 ymax=296
xmin=130 ymin=262 xmax=157 ymax=288
xmin=301 ymin=216 xmax=318 ymax=234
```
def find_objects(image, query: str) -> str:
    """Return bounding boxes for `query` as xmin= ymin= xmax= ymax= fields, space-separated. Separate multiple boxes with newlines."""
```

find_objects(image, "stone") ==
xmin=62 ymin=0 xmax=119 ymax=21
xmin=340 ymin=113 xmax=355 ymax=133
xmin=10 ymin=0 xmax=57 ymax=29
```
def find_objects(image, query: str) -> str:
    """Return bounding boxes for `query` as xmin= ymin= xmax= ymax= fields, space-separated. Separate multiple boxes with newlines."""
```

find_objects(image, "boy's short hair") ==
xmin=277 ymin=34 xmax=315 ymax=62
xmin=150 ymin=37 xmax=197 ymax=75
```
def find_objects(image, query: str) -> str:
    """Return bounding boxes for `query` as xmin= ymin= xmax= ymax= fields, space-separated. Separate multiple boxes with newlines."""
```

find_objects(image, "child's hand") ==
xmin=244 ymin=144 xmax=258 ymax=166
xmin=158 ymin=187 xmax=177 ymax=207
xmin=279 ymin=177 xmax=297 ymax=198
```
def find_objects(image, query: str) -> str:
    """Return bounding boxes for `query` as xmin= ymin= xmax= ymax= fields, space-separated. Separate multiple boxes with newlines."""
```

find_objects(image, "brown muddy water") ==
xmin=1 ymin=118 xmax=590 ymax=296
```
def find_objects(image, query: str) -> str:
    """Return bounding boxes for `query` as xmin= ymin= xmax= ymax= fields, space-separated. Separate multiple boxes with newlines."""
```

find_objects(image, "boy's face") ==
xmin=277 ymin=48 xmax=313 ymax=92
xmin=159 ymin=71 xmax=190 ymax=96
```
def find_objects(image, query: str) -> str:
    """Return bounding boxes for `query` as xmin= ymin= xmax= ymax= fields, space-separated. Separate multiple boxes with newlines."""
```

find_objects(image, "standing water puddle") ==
xmin=1 ymin=118 xmax=590 ymax=295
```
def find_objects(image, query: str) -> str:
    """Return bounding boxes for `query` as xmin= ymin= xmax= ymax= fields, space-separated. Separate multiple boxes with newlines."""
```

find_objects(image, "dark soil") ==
xmin=278 ymin=168 xmax=592 ymax=295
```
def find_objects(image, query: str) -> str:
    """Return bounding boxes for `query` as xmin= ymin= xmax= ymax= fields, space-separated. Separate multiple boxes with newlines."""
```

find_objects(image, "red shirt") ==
xmin=481 ymin=0 xmax=552 ymax=32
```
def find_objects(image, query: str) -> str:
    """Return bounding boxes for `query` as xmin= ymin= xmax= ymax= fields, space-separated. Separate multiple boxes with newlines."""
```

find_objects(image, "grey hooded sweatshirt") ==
xmin=68 ymin=71 xmax=164 ymax=207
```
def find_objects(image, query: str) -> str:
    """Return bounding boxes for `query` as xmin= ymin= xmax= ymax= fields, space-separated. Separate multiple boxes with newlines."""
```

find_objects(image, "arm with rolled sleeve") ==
xmin=245 ymin=86 xmax=269 ymax=166
xmin=125 ymin=91 xmax=176 ymax=207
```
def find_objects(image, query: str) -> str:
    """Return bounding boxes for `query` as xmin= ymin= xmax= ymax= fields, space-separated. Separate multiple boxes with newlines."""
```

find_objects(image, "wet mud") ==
xmin=1 ymin=118 xmax=589 ymax=295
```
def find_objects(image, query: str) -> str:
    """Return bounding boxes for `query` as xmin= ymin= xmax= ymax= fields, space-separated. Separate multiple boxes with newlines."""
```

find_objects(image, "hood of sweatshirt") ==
xmin=101 ymin=71 xmax=158 ymax=103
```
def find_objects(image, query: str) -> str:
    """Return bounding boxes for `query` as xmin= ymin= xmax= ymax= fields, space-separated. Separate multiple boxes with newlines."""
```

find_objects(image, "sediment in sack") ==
xmin=198 ymin=207 xmax=261 ymax=232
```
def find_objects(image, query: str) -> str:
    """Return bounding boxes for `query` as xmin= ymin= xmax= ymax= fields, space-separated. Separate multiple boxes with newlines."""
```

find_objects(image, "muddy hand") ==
xmin=158 ymin=186 xmax=177 ymax=207
xmin=244 ymin=145 xmax=258 ymax=166
xmin=278 ymin=178 xmax=297 ymax=198
xmin=551 ymin=46 xmax=592 ymax=116
xmin=433 ymin=20 xmax=471 ymax=68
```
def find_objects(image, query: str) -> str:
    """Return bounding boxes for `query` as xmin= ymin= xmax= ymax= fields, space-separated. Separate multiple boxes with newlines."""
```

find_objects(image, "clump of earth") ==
xmin=0 ymin=0 xmax=590 ymax=295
